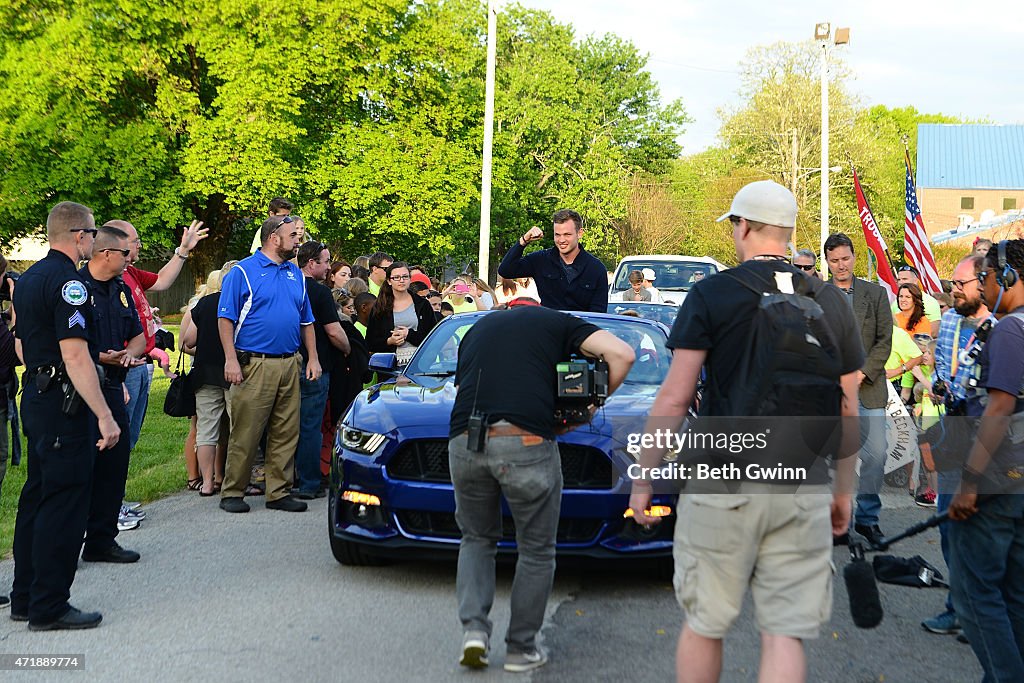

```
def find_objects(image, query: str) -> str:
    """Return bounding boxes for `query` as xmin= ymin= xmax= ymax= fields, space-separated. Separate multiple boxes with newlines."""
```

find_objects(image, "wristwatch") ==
xmin=174 ymin=247 xmax=189 ymax=260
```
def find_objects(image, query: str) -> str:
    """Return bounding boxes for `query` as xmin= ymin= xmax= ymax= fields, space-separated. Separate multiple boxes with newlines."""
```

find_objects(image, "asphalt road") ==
xmin=0 ymin=489 xmax=981 ymax=682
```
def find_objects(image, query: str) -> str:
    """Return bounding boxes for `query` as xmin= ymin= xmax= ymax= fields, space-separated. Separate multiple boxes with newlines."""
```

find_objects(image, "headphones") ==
xmin=996 ymin=240 xmax=1019 ymax=290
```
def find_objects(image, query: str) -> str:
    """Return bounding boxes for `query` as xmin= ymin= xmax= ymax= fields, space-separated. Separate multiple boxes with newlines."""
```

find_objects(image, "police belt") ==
xmin=24 ymin=364 xmax=66 ymax=390
xmin=25 ymin=363 xmax=109 ymax=391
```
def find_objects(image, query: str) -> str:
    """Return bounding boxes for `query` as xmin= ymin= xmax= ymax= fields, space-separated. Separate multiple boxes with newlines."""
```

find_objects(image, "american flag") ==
xmin=904 ymin=152 xmax=942 ymax=293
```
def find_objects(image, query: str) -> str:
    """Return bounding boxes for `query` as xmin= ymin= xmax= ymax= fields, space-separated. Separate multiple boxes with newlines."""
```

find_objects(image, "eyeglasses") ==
xmin=950 ymin=278 xmax=974 ymax=290
xmin=390 ymin=275 xmax=411 ymax=281
xmin=70 ymin=228 xmax=98 ymax=236
xmin=794 ymin=263 xmax=816 ymax=271
xmin=99 ymin=248 xmax=130 ymax=257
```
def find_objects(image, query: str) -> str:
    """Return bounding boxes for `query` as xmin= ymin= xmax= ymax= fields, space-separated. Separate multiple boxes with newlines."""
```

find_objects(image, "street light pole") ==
xmin=478 ymin=0 xmax=497 ymax=283
xmin=820 ymin=38 xmax=829 ymax=259
xmin=814 ymin=22 xmax=850 ymax=258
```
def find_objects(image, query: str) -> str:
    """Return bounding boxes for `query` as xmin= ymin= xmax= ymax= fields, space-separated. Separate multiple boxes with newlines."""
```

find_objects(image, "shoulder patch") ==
xmin=120 ymin=290 xmax=129 ymax=308
xmin=62 ymin=280 xmax=89 ymax=306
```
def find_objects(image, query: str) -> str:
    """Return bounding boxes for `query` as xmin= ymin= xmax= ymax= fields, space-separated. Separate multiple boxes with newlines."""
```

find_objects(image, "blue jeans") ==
xmin=854 ymin=404 xmax=887 ymax=528
xmin=449 ymin=428 xmax=562 ymax=653
xmin=124 ymin=364 xmax=152 ymax=452
xmin=936 ymin=469 xmax=961 ymax=614
xmin=949 ymin=494 xmax=1024 ymax=682
xmin=295 ymin=371 xmax=330 ymax=494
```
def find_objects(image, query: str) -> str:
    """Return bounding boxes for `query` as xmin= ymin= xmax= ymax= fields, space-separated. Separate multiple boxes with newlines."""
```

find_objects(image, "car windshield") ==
xmin=406 ymin=314 xmax=670 ymax=386
xmin=613 ymin=262 xmax=717 ymax=292
xmin=606 ymin=302 xmax=678 ymax=327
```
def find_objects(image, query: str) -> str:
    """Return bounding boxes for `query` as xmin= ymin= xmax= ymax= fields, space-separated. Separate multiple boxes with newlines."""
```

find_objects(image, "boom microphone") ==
xmin=844 ymin=541 xmax=883 ymax=629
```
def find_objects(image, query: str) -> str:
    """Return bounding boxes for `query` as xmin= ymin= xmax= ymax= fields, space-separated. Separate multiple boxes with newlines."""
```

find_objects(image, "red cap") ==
xmin=508 ymin=297 xmax=541 ymax=308
xmin=411 ymin=272 xmax=432 ymax=288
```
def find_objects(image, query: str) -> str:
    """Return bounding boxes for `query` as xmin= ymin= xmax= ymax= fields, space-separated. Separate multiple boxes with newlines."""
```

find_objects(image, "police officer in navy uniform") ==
xmin=9 ymin=201 xmax=120 ymax=631
xmin=78 ymin=225 xmax=146 ymax=564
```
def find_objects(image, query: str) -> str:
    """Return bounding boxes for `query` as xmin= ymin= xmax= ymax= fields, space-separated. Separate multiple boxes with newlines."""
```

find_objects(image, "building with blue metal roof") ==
xmin=916 ymin=124 xmax=1024 ymax=235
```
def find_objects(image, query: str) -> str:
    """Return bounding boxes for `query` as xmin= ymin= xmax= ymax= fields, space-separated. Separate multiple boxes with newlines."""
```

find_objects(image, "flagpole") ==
xmin=849 ymin=156 xmax=899 ymax=275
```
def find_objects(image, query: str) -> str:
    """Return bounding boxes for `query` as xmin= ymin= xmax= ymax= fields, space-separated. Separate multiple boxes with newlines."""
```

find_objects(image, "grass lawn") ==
xmin=0 ymin=325 xmax=192 ymax=558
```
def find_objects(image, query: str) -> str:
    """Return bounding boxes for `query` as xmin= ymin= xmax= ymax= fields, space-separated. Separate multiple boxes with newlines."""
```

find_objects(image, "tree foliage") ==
xmin=0 ymin=0 xmax=684 ymax=279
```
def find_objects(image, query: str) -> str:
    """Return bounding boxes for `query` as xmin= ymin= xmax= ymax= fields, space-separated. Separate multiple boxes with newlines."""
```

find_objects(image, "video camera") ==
xmin=554 ymin=358 xmax=610 ymax=424
xmin=0 ymin=270 xmax=19 ymax=302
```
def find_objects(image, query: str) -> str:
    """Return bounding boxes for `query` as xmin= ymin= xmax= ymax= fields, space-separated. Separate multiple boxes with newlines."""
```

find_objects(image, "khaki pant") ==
xmin=673 ymin=489 xmax=834 ymax=640
xmin=222 ymin=355 xmax=301 ymax=502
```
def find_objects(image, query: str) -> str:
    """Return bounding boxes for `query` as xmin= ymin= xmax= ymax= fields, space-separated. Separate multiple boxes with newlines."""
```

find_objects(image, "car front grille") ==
xmin=386 ymin=440 xmax=614 ymax=489
xmin=396 ymin=510 xmax=604 ymax=544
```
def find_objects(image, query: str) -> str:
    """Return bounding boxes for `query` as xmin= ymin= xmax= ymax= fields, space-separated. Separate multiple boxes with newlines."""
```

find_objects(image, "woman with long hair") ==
xmin=329 ymin=260 xmax=351 ymax=289
xmin=895 ymin=283 xmax=931 ymax=337
xmin=494 ymin=276 xmax=540 ymax=305
xmin=471 ymin=278 xmax=497 ymax=309
xmin=180 ymin=260 xmax=238 ymax=496
xmin=366 ymin=261 xmax=437 ymax=360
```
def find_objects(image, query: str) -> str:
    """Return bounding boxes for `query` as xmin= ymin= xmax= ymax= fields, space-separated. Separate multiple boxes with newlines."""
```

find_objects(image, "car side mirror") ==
xmin=368 ymin=353 xmax=398 ymax=377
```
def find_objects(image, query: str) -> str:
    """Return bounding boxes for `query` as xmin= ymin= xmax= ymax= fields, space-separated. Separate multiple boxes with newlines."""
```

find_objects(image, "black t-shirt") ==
xmin=303 ymin=278 xmax=342 ymax=369
xmin=449 ymin=307 xmax=600 ymax=440
xmin=191 ymin=293 xmax=228 ymax=389
xmin=668 ymin=261 xmax=864 ymax=484
xmin=668 ymin=261 xmax=865 ymax=412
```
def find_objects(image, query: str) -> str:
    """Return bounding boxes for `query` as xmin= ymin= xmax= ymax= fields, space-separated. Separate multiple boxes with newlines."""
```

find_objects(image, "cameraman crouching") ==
xmin=449 ymin=298 xmax=634 ymax=673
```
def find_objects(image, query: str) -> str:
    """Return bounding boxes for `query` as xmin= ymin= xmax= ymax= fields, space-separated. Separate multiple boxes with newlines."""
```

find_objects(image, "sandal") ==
xmin=213 ymin=481 xmax=223 ymax=494
xmin=244 ymin=483 xmax=265 ymax=496
xmin=187 ymin=477 xmax=203 ymax=491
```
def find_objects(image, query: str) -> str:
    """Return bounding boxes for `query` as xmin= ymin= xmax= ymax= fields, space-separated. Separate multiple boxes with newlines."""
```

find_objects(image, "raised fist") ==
xmin=522 ymin=226 xmax=543 ymax=245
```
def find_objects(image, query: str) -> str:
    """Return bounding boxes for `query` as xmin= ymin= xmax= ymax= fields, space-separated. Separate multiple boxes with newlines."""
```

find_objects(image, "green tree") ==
xmin=0 ymin=0 xmax=685 ymax=281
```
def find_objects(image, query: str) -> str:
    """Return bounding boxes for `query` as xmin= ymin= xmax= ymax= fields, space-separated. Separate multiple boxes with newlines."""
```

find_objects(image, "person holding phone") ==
xmin=366 ymin=262 xmax=436 ymax=362
xmin=442 ymin=277 xmax=483 ymax=313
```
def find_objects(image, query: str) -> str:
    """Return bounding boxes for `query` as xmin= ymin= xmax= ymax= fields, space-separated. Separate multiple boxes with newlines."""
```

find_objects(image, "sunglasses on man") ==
xmin=794 ymin=263 xmax=816 ymax=271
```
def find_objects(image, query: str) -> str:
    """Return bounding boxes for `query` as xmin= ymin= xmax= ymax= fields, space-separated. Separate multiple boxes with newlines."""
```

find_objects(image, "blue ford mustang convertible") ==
xmin=328 ymin=311 xmax=678 ymax=566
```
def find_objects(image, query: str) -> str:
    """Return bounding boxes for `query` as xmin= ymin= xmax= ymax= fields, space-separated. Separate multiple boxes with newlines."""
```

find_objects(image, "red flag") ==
xmin=853 ymin=166 xmax=898 ymax=300
xmin=904 ymin=152 xmax=942 ymax=293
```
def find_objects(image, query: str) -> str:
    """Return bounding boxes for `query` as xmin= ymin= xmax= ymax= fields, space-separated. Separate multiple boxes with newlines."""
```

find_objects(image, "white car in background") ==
xmin=608 ymin=255 xmax=728 ymax=305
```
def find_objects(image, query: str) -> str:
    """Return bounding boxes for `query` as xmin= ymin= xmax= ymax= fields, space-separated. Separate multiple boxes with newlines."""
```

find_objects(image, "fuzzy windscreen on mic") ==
xmin=844 ymin=557 xmax=883 ymax=629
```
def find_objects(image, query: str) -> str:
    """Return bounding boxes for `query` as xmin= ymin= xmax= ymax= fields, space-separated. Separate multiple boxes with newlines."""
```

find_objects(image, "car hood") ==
xmin=345 ymin=376 xmax=659 ymax=437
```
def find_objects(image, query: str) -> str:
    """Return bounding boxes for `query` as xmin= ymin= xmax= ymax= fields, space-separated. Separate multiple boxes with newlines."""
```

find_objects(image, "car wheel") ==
xmin=329 ymin=533 xmax=388 ymax=566
xmin=654 ymin=557 xmax=674 ymax=583
xmin=884 ymin=469 xmax=909 ymax=490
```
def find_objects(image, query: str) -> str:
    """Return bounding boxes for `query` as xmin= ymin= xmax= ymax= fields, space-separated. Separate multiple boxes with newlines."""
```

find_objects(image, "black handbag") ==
xmin=163 ymin=353 xmax=195 ymax=417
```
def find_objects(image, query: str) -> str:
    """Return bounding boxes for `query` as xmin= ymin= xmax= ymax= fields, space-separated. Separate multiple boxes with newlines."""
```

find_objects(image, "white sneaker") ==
xmin=122 ymin=501 xmax=142 ymax=511
xmin=117 ymin=517 xmax=140 ymax=532
xmin=504 ymin=647 xmax=547 ymax=673
xmin=120 ymin=505 xmax=146 ymax=520
xmin=459 ymin=631 xmax=489 ymax=668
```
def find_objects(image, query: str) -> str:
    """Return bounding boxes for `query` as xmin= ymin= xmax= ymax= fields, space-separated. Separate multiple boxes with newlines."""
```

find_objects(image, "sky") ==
xmin=522 ymin=0 xmax=1024 ymax=154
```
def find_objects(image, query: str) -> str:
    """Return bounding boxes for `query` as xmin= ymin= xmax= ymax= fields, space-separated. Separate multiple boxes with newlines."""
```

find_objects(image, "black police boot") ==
xmin=28 ymin=606 xmax=103 ymax=631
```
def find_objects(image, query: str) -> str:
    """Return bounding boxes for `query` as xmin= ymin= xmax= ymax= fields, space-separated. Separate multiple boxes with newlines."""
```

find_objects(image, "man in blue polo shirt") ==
xmin=498 ymin=209 xmax=608 ymax=312
xmin=217 ymin=215 xmax=321 ymax=513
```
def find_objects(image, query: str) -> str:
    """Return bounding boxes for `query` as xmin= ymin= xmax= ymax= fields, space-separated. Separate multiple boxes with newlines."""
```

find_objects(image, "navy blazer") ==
xmin=498 ymin=242 xmax=608 ymax=312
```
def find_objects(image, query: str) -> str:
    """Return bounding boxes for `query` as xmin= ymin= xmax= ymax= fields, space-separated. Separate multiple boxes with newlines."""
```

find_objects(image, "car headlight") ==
xmin=340 ymin=426 xmax=387 ymax=455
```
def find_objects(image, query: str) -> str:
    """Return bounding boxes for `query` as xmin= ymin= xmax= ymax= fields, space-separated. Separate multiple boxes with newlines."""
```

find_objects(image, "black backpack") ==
xmin=705 ymin=265 xmax=846 ymax=465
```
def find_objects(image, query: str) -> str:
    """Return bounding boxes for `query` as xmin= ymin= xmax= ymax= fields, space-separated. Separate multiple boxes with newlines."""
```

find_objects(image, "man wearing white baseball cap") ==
xmin=630 ymin=179 xmax=862 ymax=683
xmin=640 ymin=268 xmax=664 ymax=303
xmin=715 ymin=179 xmax=800 ymax=229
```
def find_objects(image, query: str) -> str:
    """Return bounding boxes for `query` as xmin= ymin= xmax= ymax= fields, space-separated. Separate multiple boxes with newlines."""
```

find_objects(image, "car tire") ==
xmin=884 ymin=469 xmax=910 ymax=490
xmin=329 ymin=534 xmax=388 ymax=566
xmin=654 ymin=557 xmax=674 ymax=583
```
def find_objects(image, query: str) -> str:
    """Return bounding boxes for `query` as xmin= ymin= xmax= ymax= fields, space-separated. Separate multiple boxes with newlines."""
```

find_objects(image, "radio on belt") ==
xmin=554 ymin=358 xmax=609 ymax=424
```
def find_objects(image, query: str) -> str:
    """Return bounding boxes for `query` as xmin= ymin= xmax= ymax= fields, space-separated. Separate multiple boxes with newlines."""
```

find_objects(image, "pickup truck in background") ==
xmin=608 ymin=255 xmax=729 ymax=305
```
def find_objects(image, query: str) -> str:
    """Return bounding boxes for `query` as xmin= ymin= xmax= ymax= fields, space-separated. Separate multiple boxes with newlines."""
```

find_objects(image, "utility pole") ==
xmin=820 ymin=35 xmax=829 ymax=259
xmin=478 ymin=0 xmax=497 ymax=283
